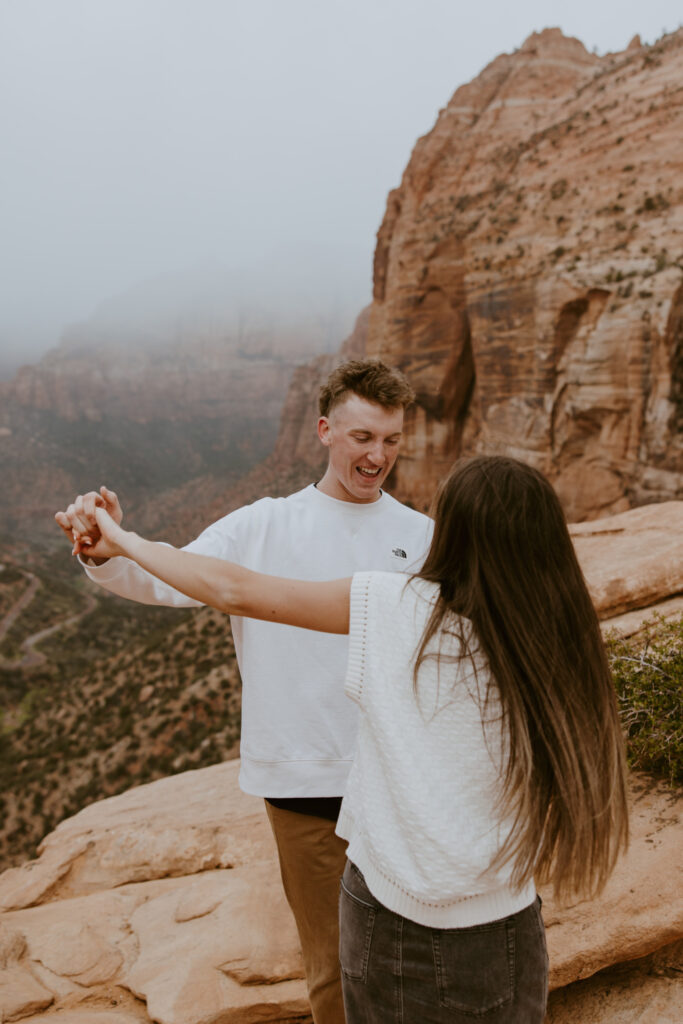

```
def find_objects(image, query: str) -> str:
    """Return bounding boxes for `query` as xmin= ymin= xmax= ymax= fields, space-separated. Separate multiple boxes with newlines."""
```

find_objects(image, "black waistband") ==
xmin=265 ymin=796 xmax=343 ymax=822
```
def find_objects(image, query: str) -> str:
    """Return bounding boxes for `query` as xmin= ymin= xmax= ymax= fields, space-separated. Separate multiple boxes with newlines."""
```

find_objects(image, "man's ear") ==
xmin=317 ymin=416 xmax=332 ymax=447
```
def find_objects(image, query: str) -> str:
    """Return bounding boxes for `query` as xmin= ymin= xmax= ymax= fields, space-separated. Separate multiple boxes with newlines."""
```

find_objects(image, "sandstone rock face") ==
xmin=0 ymin=762 xmax=680 ymax=1024
xmin=364 ymin=28 xmax=683 ymax=519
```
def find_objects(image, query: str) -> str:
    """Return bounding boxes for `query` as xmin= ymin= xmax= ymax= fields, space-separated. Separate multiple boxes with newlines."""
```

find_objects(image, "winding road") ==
xmin=0 ymin=571 xmax=97 ymax=670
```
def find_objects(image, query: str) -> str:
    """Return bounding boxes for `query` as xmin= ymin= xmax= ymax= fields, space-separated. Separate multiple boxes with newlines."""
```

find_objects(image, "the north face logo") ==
xmin=392 ymin=547 xmax=407 ymax=558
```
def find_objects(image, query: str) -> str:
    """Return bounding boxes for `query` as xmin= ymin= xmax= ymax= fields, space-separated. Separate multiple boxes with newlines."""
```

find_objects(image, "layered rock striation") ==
xmin=363 ymin=28 xmax=683 ymax=519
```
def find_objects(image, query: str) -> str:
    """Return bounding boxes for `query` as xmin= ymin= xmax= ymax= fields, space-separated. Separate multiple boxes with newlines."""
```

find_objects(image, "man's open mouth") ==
xmin=357 ymin=467 xmax=381 ymax=477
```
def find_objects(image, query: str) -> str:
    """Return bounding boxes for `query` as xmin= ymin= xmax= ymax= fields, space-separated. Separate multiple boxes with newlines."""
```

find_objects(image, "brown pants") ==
xmin=265 ymin=801 xmax=348 ymax=1024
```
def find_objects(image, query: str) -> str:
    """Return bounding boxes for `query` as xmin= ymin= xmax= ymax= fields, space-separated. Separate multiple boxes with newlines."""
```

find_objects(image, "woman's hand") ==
xmin=55 ymin=485 xmax=123 ymax=558
xmin=78 ymin=507 xmax=132 ymax=560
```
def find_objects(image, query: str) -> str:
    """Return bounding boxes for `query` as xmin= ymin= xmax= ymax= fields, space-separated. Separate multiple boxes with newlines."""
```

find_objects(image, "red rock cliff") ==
xmin=364 ymin=28 xmax=683 ymax=518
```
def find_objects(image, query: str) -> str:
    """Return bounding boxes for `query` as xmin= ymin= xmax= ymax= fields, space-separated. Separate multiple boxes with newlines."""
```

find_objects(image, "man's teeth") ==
xmin=358 ymin=467 xmax=380 ymax=477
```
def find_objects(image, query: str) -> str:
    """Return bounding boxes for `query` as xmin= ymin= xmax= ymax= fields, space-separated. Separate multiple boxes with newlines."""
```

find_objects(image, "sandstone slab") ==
xmin=547 ymin=941 xmax=683 ymax=1023
xmin=570 ymin=502 xmax=683 ymax=618
xmin=0 ymin=761 xmax=268 ymax=911
xmin=601 ymin=595 xmax=683 ymax=638
xmin=0 ymin=763 xmax=310 ymax=1024
xmin=0 ymin=761 xmax=680 ymax=1023
xmin=24 ymin=1012 xmax=150 ymax=1024
xmin=0 ymin=965 xmax=53 ymax=1021
xmin=123 ymin=865 xmax=307 ymax=1024
xmin=28 ymin=921 xmax=124 ymax=988
xmin=542 ymin=775 xmax=683 ymax=989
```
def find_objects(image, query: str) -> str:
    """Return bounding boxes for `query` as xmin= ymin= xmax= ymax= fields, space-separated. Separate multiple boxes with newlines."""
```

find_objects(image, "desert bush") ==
xmin=606 ymin=614 xmax=682 ymax=786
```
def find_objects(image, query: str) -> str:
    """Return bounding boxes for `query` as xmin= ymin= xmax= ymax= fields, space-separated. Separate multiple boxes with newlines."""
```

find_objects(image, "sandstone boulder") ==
xmin=547 ymin=940 xmax=683 ymax=1023
xmin=540 ymin=775 xmax=682 ymax=989
xmin=0 ymin=762 xmax=310 ymax=1023
xmin=0 ymin=760 xmax=680 ymax=1023
xmin=570 ymin=501 xmax=683 ymax=622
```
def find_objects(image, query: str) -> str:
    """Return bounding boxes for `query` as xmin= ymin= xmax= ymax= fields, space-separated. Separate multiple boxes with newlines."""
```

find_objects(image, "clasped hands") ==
xmin=54 ymin=485 xmax=127 ymax=560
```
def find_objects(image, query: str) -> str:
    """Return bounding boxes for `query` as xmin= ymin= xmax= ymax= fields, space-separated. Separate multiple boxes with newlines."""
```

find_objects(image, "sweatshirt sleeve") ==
xmin=345 ymin=571 xmax=374 ymax=707
xmin=78 ymin=510 xmax=246 ymax=608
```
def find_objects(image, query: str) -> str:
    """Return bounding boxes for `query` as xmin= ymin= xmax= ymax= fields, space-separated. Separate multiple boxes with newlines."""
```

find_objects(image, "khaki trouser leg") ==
xmin=265 ymin=801 xmax=348 ymax=1024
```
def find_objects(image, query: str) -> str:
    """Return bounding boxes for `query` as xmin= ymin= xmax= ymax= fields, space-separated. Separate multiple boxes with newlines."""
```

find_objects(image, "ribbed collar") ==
xmin=308 ymin=482 xmax=388 ymax=515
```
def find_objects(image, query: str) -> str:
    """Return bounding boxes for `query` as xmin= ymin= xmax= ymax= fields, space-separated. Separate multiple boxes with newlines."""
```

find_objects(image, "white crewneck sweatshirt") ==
xmin=338 ymin=570 xmax=536 ymax=928
xmin=81 ymin=485 xmax=432 ymax=797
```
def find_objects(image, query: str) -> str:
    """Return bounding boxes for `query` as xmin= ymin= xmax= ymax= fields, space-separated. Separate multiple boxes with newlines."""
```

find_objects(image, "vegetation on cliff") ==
xmin=607 ymin=614 xmax=683 ymax=786
xmin=0 ymin=550 xmax=241 ymax=870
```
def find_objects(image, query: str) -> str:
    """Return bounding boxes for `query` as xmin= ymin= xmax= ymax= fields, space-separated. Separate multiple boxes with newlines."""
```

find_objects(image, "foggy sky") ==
xmin=1 ymin=0 xmax=681 ymax=374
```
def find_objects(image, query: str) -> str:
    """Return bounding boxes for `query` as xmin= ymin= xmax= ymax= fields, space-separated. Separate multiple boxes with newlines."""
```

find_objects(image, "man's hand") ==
xmin=54 ymin=486 xmax=123 ymax=557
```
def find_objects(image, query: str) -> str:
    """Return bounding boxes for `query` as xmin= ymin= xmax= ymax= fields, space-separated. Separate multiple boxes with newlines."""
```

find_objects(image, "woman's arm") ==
xmin=81 ymin=508 xmax=350 ymax=634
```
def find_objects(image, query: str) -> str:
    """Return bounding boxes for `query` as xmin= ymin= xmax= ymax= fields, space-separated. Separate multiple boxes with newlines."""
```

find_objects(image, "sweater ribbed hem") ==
xmin=337 ymin=807 xmax=536 ymax=928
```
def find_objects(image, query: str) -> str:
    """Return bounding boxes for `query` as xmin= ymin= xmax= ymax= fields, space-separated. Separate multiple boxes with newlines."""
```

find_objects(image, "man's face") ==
xmin=317 ymin=393 xmax=404 ymax=503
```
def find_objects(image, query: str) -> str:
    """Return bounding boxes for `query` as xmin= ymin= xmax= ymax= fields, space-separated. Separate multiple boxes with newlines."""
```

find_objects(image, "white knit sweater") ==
xmin=336 ymin=571 xmax=536 ymax=928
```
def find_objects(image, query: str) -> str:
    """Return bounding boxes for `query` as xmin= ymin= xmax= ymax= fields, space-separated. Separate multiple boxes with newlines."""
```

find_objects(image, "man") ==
xmin=56 ymin=359 xmax=433 ymax=1024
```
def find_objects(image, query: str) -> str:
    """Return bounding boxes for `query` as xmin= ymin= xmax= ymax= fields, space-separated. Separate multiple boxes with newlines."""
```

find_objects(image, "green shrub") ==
xmin=606 ymin=614 xmax=683 ymax=786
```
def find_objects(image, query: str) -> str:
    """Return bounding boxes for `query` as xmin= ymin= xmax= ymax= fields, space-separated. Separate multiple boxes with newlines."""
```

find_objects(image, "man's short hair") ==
xmin=319 ymin=359 xmax=415 ymax=417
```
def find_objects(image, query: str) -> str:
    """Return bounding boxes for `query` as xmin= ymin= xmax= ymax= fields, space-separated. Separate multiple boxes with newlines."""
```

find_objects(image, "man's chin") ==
xmin=355 ymin=469 xmax=382 ymax=484
xmin=350 ymin=473 xmax=383 ymax=501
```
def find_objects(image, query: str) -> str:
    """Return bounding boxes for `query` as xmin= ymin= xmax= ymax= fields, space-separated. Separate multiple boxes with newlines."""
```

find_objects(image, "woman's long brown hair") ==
xmin=415 ymin=456 xmax=629 ymax=901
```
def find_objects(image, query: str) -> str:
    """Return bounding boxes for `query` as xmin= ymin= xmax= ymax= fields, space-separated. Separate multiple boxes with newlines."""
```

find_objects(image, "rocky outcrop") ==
xmin=1 ymin=499 xmax=681 ymax=1022
xmin=0 ymin=762 xmax=680 ymax=1024
xmin=570 ymin=500 xmax=683 ymax=630
xmin=547 ymin=940 xmax=683 ymax=1023
xmin=0 ymin=762 xmax=310 ymax=1024
xmin=358 ymin=28 xmax=683 ymax=519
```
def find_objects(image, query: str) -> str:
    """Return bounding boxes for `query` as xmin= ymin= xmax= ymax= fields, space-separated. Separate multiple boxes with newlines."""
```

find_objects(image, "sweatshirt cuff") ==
xmin=78 ymin=553 xmax=130 ymax=583
xmin=345 ymin=572 xmax=372 ymax=707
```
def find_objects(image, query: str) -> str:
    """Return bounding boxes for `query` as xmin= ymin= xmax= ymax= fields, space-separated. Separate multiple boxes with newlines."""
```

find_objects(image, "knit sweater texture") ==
xmin=81 ymin=485 xmax=432 ymax=797
xmin=337 ymin=571 xmax=536 ymax=928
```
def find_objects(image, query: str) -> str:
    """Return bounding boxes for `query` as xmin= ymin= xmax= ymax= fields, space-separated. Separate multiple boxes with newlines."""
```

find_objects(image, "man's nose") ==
xmin=367 ymin=441 xmax=385 ymax=464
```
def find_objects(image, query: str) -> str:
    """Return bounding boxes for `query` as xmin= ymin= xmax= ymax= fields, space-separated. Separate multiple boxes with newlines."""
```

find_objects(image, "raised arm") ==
xmin=83 ymin=507 xmax=351 ymax=635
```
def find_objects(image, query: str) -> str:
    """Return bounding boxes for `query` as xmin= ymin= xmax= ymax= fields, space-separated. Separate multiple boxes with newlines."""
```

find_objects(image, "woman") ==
xmin=80 ymin=456 xmax=629 ymax=1023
